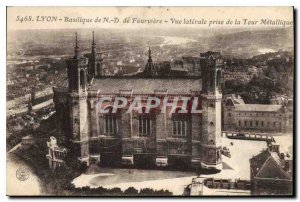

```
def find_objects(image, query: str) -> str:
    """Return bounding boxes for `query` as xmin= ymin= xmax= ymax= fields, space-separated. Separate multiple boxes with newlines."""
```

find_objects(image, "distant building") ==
xmin=222 ymin=66 xmax=258 ymax=82
xmin=143 ymin=47 xmax=165 ymax=77
xmin=137 ymin=48 xmax=201 ymax=78
xmin=223 ymin=94 xmax=290 ymax=133
xmin=171 ymin=56 xmax=201 ymax=75
xmin=250 ymin=144 xmax=293 ymax=195
xmin=46 ymin=136 xmax=67 ymax=170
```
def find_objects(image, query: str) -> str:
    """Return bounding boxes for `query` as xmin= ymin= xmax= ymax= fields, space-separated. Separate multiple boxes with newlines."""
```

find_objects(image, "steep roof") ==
xmin=90 ymin=78 xmax=202 ymax=95
xmin=250 ymin=150 xmax=270 ymax=168
xmin=256 ymin=156 xmax=291 ymax=180
xmin=235 ymin=104 xmax=282 ymax=112
xmin=250 ymin=149 xmax=291 ymax=180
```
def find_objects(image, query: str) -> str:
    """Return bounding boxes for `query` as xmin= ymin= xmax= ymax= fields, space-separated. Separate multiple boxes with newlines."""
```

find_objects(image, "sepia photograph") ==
xmin=5 ymin=6 xmax=294 ymax=196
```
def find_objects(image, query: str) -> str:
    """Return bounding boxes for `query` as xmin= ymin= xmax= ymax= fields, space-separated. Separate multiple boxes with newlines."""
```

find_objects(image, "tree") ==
xmin=124 ymin=187 xmax=139 ymax=196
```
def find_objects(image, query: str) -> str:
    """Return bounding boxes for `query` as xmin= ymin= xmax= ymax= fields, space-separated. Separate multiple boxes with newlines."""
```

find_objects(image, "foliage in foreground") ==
xmin=13 ymin=116 xmax=173 ymax=196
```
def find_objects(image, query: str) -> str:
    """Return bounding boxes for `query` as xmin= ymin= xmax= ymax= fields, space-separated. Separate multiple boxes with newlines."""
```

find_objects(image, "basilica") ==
xmin=53 ymin=32 xmax=223 ymax=170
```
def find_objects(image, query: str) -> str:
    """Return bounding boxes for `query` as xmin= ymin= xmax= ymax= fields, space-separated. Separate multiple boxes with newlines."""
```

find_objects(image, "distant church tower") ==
xmin=144 ymin=47 xmax=158 ymax=77
xmin=200 ymin=51 xmax=223 ymax=170
xmin=88 ymin=31 xmax=103 ymax=80
xmin=66 ymin=33 xmax=89 ymax=163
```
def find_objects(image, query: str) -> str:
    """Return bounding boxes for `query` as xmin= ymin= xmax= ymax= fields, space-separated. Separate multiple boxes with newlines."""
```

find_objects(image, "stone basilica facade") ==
xmin=53 ymin=32 xmax=223 ymax=170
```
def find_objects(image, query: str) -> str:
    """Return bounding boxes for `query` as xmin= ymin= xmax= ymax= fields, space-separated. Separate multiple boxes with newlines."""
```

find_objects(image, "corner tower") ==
xmin=200 ymin=51 xmax=223 ymax=170
xmin=88 ymin=31 xmax=103 ymax=79
xmin=66 ymin=33 xmax=89 ymax=165
xmin=67 ymin=33 xmax=88 ymax=92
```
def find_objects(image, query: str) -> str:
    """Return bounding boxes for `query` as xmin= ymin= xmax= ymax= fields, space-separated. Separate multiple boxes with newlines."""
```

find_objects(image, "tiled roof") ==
xmin=270 ymin=152 xmax=285 ymax=168
xmin=250 ymin=150 xmax=270 ymax=166
xmin=235 ymin=104 xmax=282 ymax=112
xmin=255 ymin=155 xmax=291 ymax=180
xmin=90 ymin=78 xmax=202 ymax=95
xmin=250 ymin=149 xmax=291 ymax=180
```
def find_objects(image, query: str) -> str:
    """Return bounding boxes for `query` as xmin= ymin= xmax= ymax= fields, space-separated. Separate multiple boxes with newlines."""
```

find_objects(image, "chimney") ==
xmin=269 ymin=144 xmax=280 ymax=154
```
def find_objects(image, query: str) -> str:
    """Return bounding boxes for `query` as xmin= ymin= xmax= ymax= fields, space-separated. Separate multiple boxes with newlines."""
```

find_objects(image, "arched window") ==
xmin=216 ymin=70 xmax=221 ymax=87
xmin=210 ymin=72 xmax=214 ymax=91
xmin=101 ymin=106 xmax=119 ymax=136
xmin=136 ymin=106 xmax=156 ymax=137
xmin=138 ymin=114 xmax=152 ymax=136
xmin=171 ymin=107 xmax=189 ymax=138
xmin=104 ymin=114 xmax=118 ymax=135
xmin=80 ymin=69 xmax=86 ymax=89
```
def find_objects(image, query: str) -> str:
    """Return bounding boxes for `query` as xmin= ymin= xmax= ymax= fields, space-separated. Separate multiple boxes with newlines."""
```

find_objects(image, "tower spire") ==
xmin=91 ymin=31 xmax=96 ymax=54
xmin=74 ymin=32 xmax=79 ymax=59
xmin=148 ymin=47 xmax=152 ymax=63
